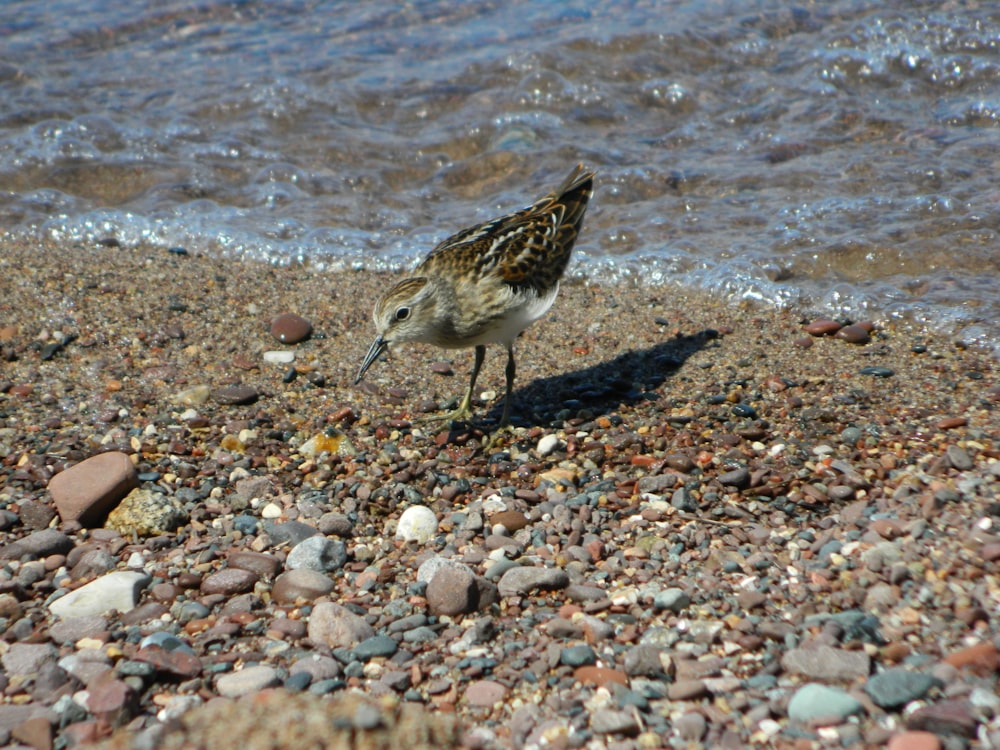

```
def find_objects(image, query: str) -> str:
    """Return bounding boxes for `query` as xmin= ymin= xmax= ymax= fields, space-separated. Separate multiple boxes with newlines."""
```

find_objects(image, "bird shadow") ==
xmin=483 ymin=326 xmax=720 ymax=426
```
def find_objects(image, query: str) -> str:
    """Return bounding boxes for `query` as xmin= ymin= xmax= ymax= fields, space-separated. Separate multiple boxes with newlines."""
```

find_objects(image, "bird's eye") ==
xmin=394 ymin=306 xmax=410 ymax=321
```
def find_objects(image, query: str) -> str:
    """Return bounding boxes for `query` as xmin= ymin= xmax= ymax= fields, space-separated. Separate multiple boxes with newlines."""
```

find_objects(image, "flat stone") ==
xmin=887 ymin=731 xmax=942 ymax=750
xmin=781 ymin=644 xmax=870 ymax=681
xmin=788 ymin=683 xmax=864 ymax=723
xmin=396 ymin=505 xmax=439 ymax=544
xmin=11 ymin=715 xmax=53 ymax=750
xmin=573 ymin=666 xmax=627 ymax=687
xmin=262 ymin=519 xmax=319 ymax=547
xmin=49 ymin=451 xmax=138 ymax=526
xmin=905 ymin=699 xmax=978 ymax=738
xmin=286 ymin=536 xmax=347 ymax=573
xmin=227 ymin=550 xmax=281 ymax=579
xmin=133 ymin=645 xmax=203 ymax=678
xmin=272 ymin=569 xmax=335 ymax=604
xmin=49 ymin=616 xmax=108 ymax=644
xmin=49 ymin=571 xmax=151 ymax=618
xmin=560 ymin=645 xmax=597 ymax=667
xmin=200 ymin=568 xmax=259 ymax=595
xmin=489 ymin=510 xmax=529 ymax=533
xmin=353 ymin=635 xmax=399 ymax=661
xmin=497 ymin=566 xmax=570 ymax=597
xmin=865 ymin=668 xmax=937 ymax=709
xmin=943 ymin=640 xmax=1000 ymax=676
xmin=86 ymin=673 xmax=138 ymax=728
xmin=105 ymin=488 xmax=188 ymax=536
xmin=216 ymin=665 xmax=281 ymax=697
xmin=653 ymin=587 xmax=691 ymax=613
xmin=0 ymin=528 xmax=73 ymax=561
xmin=2 ymin=643 xmax=58 ymax=676
xmin=212 ymin=384 xmax=259 ymax=405
xmin=426 ymin=564 xmax=478 ymax=616
xmin=307 ymin=602 xmax=374 ymax=649
xmin=465 ymin=679 xmax=507 ymax=707
xmin=590 ymin=709 xmax=640 ymax=735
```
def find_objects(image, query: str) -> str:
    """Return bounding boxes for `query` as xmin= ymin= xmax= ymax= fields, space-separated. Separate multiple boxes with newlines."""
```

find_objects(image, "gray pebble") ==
xmin=653 ymin=587 xmax=691 ymax=613
xmin=864 ymin=668 xmax=937 ymax=709
xmin=286 ymin=536 xmax=347 ymax=572
xmin=560 ymin=645 xmax=596 ymax=667
xmin=497 ymin=566 xmax=569 ymax=597
xmin=788 ymin=683 xmax=864 ymax=722
xmin=353 ymin=635 xmax=399 ymax=661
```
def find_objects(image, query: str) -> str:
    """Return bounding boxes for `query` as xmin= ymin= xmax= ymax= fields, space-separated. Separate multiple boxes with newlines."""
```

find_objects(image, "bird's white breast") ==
xmin=466 ymin=283 xmax=560 ymax=348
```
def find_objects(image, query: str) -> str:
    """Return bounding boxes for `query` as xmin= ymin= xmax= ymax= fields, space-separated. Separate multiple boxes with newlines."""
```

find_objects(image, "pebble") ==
xmin=497 ymin=567 xmax=570 ymax=597
xmin=263 ymin=349 xmax=296 ymax=364
xmin=590 ymin=709 xmax=639 ymax=735
xmin=216 ymin=665 xmax=281 ymax=697
xmin=228 ymin=551 xmax=281 ymax=578
xmin=905 ymin=699 xmax=978 ymax=738
xmin=396 ymin=505 xmax=439 ymax=543
xmin=537 ymin=434 xmax=563 ymax=457
xmin=465 ymin=679 xmax=507 ymax=707
xmin=674 ymin=711 xmax=707 ymax=742
xmin=49 ymin=571 xmax=151 ymax=619
xmin=653 ymin=587 xmax=691 ymax=613
xmin=353 ymin=635 xmax=399 ymax=661
xmin=804 ymin=319 xmax=842 ymax=336
xmin=945 ymin=444 xmax=973 ymax=470
xmin=286 ymin=536 xmax=347 ymax=572
xmin=200 ymin=568 xmax=259 ymax=595
xmin=307 ymin=602 xmax=375 ymax=648
xmin=0 ymin=528 xmax=73 ymax=560
xmin=887 ymin=731 xmax=942 ymax=750
xmin=717 ymin=466 xmax=750 ymax=488
xmin=864 ymin=668 xmax=937 ymax=709
xmin=427 ymin=565 xmax=479 ymax=616
xmin=560 ymin=645 xmax=597 ymax=667
xmin=781 ymin=644 xmax=871 ymax=681
xmin=212 ymin=384 xmax=259 ymax=405
xmin=2 ymin=643 xmax=58 ymax=676
xmin=573 ymin=666 xmax=628 ymax=687
xmin=272 ymin=569 xmax=335 ymax=604
xmin=48 ymin=451 xmax=138 ymax=526
xmin=787 ymin=683 xmax=864 ymax=723
xmin=86 ymin=674 xmax=138 ymax=727
xmin=105 ymin=488 xmax=188 ymax=537
xmin=835 ymin=324 xmax=871 ymax=344
xmin=270 ymin=313 xmax=312 ymax=344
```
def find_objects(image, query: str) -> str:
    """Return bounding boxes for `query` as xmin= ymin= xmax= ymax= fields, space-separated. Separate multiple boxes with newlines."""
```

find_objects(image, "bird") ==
xmin=355 ymin=163 xmax=595 ymax=427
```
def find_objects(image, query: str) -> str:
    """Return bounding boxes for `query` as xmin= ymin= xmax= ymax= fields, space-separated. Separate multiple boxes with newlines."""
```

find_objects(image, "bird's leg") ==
xmin=499 ymin=344 xmax=515 ymax=427
xmin=417 ymin=344 xmax=485 ymax=424
xmin=484 ymin=345 xmax=517 ymax=450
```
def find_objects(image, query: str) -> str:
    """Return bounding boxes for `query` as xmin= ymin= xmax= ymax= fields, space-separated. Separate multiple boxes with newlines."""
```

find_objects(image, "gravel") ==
xmin=0 ymin=239 xmax=998 ymax=748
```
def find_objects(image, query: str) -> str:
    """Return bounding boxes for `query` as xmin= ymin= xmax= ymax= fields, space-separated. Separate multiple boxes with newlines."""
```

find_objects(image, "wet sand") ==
xmin=0 ymin=238 xmax=998 ymax=749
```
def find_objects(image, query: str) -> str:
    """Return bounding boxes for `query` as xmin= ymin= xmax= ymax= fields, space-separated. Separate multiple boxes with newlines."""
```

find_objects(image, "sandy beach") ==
xmin=0 ymin=238 xmax=998 ymax=749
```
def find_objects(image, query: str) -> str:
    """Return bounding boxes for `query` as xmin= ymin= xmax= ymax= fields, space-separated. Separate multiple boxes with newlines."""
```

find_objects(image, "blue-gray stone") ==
xmin=263 ymin=519 xmax=319 ymax=547
xmin=284 ymin=671 xmax=313 ymax=692
xmin=788 ymin=683 xmax=864 ymax=722
xmin=560 ymin=645 xmax=597 ymax=667
xmin=353 ymin=634 xmax=398 ymax=661
xmin=286 ymin=536 xmax=347 ymax=572
xmin=233 ymin=515 xmax=259 ymax=534
xmin=139 ymin=631 xmax=194 ymax=654
xmin=864 ymin=668 xmax=937 ymax=709
xmin=172 ymin=600 xmax=211 ymax=624
xmin=309 ymin=678 xmax=346 ymax=695
xmin=402 ymin=626 xmax=439 ymax=644
xmin=653 ymin=588 xmax=691 ymax=613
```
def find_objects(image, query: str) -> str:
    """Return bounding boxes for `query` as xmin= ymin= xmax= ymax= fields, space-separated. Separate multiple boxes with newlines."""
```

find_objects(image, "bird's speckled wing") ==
xmin=418 ymin=164 xmax=595 ymax=293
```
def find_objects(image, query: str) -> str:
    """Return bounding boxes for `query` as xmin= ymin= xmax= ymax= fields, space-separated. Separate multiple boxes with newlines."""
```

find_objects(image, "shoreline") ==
xmin=1 ymin=238 xmax=998 ymax=748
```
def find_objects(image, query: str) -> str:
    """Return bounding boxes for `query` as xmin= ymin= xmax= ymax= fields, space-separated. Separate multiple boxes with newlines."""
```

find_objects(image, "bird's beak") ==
xmin=355 ymin=336 xmax=388 ymax=384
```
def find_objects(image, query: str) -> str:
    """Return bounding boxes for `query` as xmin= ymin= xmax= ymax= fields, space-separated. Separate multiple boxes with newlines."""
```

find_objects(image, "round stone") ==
xmin=270 ymin=313 xmax=312 ymax=344
xmin=396 ymin=506 xmax=439 ymax=544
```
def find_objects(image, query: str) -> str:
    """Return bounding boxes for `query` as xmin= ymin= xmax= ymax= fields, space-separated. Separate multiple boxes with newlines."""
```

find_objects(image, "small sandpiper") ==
xmin=355 ymin=164 xmax=595 ymax=426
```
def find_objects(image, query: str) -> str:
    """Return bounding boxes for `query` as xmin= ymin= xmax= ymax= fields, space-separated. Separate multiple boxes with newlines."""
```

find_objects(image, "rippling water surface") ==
xmin=2 ymin=0 xmax=999 ymax=352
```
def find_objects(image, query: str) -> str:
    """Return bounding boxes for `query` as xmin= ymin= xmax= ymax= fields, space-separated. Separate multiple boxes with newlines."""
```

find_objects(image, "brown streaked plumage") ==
xmin=355 ymin=164 xmax=595 ymax=426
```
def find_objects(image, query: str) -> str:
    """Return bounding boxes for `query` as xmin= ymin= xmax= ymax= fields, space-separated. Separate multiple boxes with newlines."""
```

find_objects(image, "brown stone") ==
xmin=270 ymin=313 xmax=312 ymax=344
xmin=573 ymin=666 xmax=628 ymax=687
xmin=133 ymin=645 xmax=203 ymax=678
xmin=426 ymin=565 xmax=478 ymax=617
xmin=489 ymin=510 xmax=529 ymax=533
xmin=942 ymin=641 xmax=1000 ymax=676
xmin=49 ymin=452 xmax=138 ymax=526
xmin=272 ymin=569 xmax=335 ymax=604
xmin=12 ymin=716 xmax=53 ymax=750
xmin=887 ymin=731 xmax=941 ymax=750
xmin=200 ymin=568 xmax=259 ymax=595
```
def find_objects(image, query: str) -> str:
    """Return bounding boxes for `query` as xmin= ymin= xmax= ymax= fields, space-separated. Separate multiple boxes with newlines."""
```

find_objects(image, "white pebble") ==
xmin=263 ymin=350 xmax=295 ymax=364
xmin=536 ymin=434 xmax=563 ymax=457
xmin=396 ymin=505 xmax=439 ymax=544
xmin=260 ymin=502 xmax=283 ymax=519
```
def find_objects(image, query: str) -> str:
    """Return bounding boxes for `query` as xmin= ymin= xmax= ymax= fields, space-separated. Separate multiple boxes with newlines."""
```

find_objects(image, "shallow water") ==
xmin=2 ymin=0 xmax=998 ymax=352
